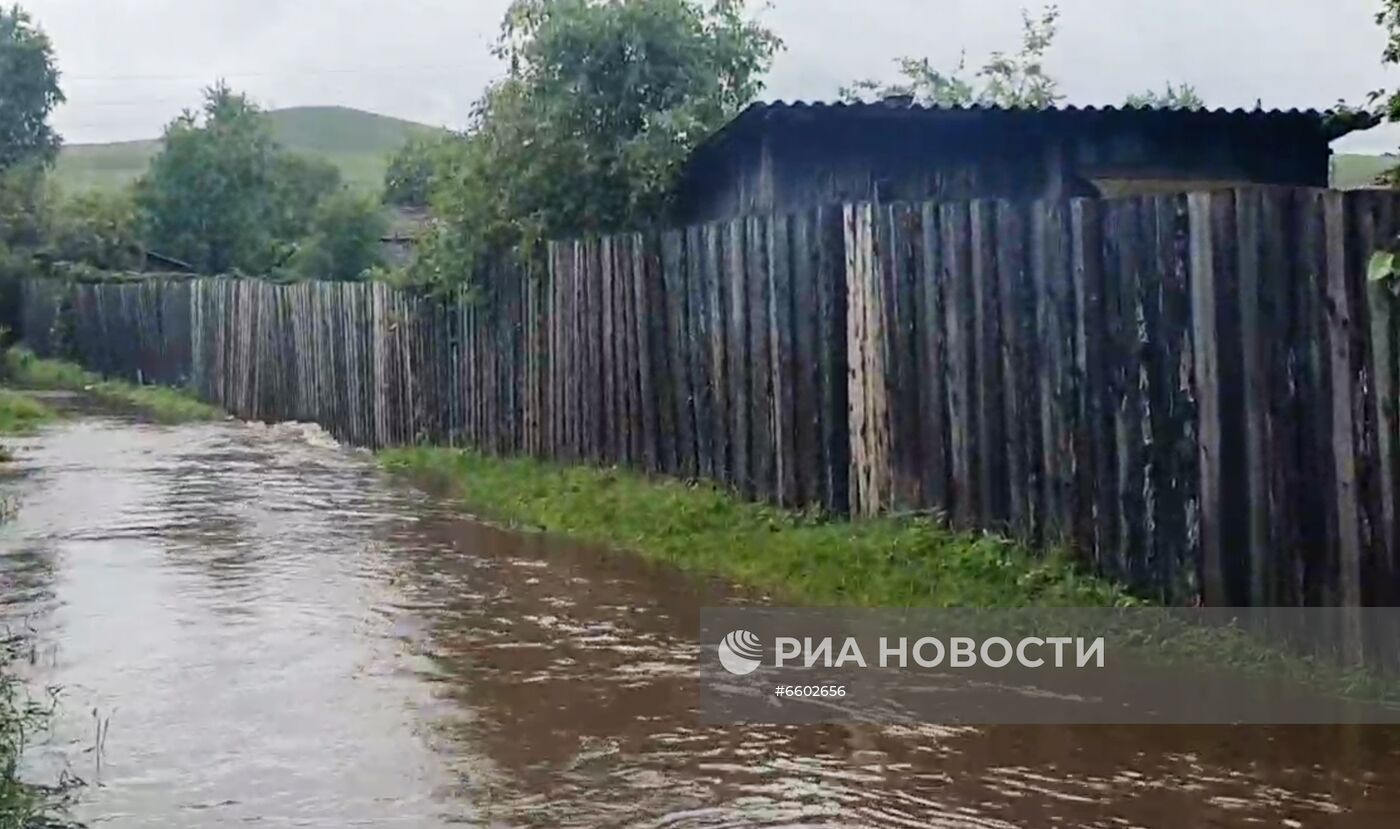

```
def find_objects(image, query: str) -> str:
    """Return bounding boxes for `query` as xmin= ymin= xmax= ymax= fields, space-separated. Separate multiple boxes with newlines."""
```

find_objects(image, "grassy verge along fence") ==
xmin=380 ymin=446 xmax=1132 ymax=609
xmin=3 ymin=347 xmax=223 ymax=424
xmin=15 ymin=187 xmax=1400 ymax=610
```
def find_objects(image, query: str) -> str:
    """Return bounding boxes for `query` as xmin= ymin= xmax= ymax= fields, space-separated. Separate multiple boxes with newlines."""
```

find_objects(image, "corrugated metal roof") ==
xmin=689 ymin=99 xmax=1379 ymax=157
xmin=730 ymin=99 xmax=1353 ymax=117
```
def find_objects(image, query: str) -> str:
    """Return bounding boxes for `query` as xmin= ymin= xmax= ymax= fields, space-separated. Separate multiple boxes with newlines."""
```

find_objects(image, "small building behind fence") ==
xmin=380 ymin=206 xmax=432 ymax=267
xmin=671 ymin=100 xmax=1376 ymax=224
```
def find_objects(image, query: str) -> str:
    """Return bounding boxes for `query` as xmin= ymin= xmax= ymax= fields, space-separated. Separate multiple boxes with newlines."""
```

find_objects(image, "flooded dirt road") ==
xmin=2 ymin=412 xmax=1399 ymax=827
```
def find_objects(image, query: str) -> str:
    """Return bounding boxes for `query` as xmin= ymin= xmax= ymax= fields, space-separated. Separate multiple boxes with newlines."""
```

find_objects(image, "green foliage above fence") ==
xmin=134 ymin=83 xmax=379 ymax=278
xmin=405 ymin=0 xmax=782 ymax=290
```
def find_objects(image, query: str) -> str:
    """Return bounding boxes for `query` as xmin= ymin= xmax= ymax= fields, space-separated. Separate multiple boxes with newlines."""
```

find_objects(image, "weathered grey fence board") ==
xmin=725 ymin=219 xmax=749 ymax=494
xmin=687 ymin=224 xmax=714 ymax=480
xmin=995 ymin=201 xmax=1034 ymax=540
xmin=917 ymin=203 xmax=951 ymax=517
xmin=1366 ymin=194 xmax=1400 ymax=606
xmin=971 ymin=201 xmax=1007 ymax=530
xmin=790 ymin=212 xmax=821 ymax=506
xmin=661 ymin=230 xmax=694 ymax=477
xmin=889 ymin=204 xmax=923 ymax=510
xmin=943 ymin=201 xmax=978 ymax=527
xmin=747 ymin=217 xmax=774 ymax=499
xmin=1322 ymin=192 xmax=1364 ymax=612
xmin=768 ymin=215 xmax=798 ymax=507
xmin=846 ymin=204 xmax=881 ymax=515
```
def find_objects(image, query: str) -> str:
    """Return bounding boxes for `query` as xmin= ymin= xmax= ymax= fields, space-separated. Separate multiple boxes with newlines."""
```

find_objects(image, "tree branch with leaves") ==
xmin=840 ymin=5 xmax=1062 ymax=108
xmin=405 ymin=0 xmax=782 ymax=291
xmin=0 ymin=5 xmax=63 ymax=172
xmin=1125 ymin=82 xmax=1205 ymax=110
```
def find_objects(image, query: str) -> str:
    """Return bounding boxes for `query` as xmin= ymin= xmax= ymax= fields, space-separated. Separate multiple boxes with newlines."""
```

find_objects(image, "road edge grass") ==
xmin=0 ymin=638 xmax=81 ymax=828
xmin=0 ymin=390 xmax=57 ymax=438
xmin=379 ymin=446 xmax=1134 ymax=609
xmin=0 ymin=388 xmax=59 ymax=463
xmin=380 ymin=446 xmax=1400 ymax=708
xmin=3 ymin=348 xmax=223 ymax=425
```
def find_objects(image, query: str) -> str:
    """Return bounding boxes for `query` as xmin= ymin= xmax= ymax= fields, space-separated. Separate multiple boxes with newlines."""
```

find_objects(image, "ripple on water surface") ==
xmin=1 ymin=415 xmax=1398 ymax=828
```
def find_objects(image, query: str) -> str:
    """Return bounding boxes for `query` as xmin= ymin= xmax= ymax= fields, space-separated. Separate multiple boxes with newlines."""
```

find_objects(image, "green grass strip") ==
xmin=3 ymin=348 xmax=223 ymax=425
xmin=379 ymin=446 xmax=1136 ymax=609
xmin=0 ymin=389 xmax=57 ymax=437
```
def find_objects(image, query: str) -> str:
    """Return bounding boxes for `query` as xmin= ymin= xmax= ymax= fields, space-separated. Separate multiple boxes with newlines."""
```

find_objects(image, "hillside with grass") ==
xmin=54 ymin=106 xmax=444 ymax=195
xmin=1333 ymin=153 xmax=1400 ymax=189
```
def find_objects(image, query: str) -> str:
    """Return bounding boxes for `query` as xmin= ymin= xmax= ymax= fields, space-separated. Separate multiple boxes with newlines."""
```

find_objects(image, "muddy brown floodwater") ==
xmin=2 ymin=411 xmax=1400 ymax=827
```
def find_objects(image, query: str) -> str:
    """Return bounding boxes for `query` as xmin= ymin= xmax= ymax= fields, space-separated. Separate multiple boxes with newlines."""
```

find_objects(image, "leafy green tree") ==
xmin=1125 ymin=82 xmax=1205 ymax=110
xmin=1381 ymin=2 xmax=1400 ymax=121
xmin=134 ymin=84 xmax=346 ymax=275
xmin=383 ymin=134 xmax=459 ymax=208
xmin=288 ymin=191 xmax=386 ymax=282
xmin=268 ymin=153 xmax=343 ymax=251
xmin=136 ymin=83 xmax=291 ymax=274
xmin=840 ymin=5 xmax=1062 ymax=108
xmin=0 ymin=161 xmax=48 ymax=250
xmin=1359 ymin=4 xmax=1400 ymax=184
xmin=0 ymin=5 xmax=62 ymax=278
xmin=0 ymin=160 xmax=50 ymax=277
xmin=49 ymin=190 xmax=144 ymax=270
xmin=0 ymin=5 xmax=64 ymax=171
xmin=409 ymin=0 xmax=781 ymax=289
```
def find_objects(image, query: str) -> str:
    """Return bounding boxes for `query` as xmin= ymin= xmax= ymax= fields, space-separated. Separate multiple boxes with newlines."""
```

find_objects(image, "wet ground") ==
xmin=1 ymin=409 xmax=1399 ymax=827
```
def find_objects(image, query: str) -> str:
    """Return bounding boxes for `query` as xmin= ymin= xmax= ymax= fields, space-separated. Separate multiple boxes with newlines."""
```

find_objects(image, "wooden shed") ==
xmin=671 ymin=100 xmax=1376 ymax=224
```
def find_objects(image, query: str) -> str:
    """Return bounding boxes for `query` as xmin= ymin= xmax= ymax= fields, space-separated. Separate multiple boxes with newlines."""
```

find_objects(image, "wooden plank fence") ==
xmin=847 ymin=188 xmax=1400 ymax=606
xmin=16 ymin=188 xmax=1400 ymax=607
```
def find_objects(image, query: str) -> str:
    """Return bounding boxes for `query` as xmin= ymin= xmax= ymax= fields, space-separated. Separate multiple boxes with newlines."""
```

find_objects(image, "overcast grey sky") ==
xmin=23 ymin=0 xmax=1400 ymax=152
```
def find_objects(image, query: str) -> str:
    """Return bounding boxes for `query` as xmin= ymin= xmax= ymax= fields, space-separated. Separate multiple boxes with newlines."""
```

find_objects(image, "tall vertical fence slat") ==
xmin=1369 ymin=194 xmax=1400 ymax=605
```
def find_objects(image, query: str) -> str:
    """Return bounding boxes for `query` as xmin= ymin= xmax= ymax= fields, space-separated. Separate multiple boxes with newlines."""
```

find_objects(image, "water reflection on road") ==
xmin=0 ymin=413 xmax=1397 ymax=827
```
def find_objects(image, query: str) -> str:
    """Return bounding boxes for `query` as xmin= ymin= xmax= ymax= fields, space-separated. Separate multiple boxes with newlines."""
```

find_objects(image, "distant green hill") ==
xmin=54 ymin=106 xmax=444 ymax=195
xmin=1333 ymin=153 xmax=1400 ymax=189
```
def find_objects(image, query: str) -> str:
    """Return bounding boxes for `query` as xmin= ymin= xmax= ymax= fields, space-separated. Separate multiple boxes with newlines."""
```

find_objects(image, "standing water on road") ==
xmin=1 ymin=411 xmax=1399 ymax=827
